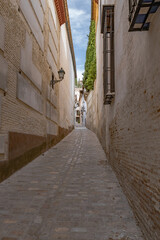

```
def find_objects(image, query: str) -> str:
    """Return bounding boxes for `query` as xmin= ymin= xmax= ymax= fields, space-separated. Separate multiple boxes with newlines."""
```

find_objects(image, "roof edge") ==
xmin=54 ymin=0 xmax=66 ymax=26
xmin=63 ymin=0 xmax=77 ymax=79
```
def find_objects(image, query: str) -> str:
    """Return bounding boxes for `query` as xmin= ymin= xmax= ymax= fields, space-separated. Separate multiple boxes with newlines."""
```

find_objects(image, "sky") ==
xmin=67 ymin=0 xmax=91 ymax=81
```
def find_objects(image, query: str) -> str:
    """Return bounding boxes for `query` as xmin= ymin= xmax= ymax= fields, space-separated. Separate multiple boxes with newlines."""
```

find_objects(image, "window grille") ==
xmin=102 ymin=6 xmax=115 ymax=105
xmin=128 ymin=0 xmax=160 ymax=31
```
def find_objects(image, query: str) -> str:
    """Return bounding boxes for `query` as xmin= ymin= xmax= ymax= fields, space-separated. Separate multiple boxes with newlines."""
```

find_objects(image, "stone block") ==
xmin=47 ymin=47 xmax=58 ymax=77
xmin=48 ymin=0 xmax=58 ymax=30
xmin=49 ymin=32 xmax=58 ymax=64
xmin=46 ymin=101 xmax=58 ymax=123
xmin=17 ymin=73 xmax=43 ymax=113
xmin=0 ymin=135 xmax=5 ymax=154
xmin=0 ymin=15 xmax=5 ymax=51
xmin=20 ymin=33 xmax=42 ymax=91
xmin=0 ymin=55 xmax=8 ymax=91
xmin=47 ymin=120 xmax=58 ymax=135
xmin=49 ymin=10 xmax=58 ymax=50
xmin=20 ymin=0 xmax=44 ymax=51
xmin=0 ymin=134 xmax=7 ymax=158
xmin=30 ymin=0 xmax=44 ymax=29
xmin=47 ymin=85 xmax=58 ymax=107
xmin=40 ymin=0 xmax=46 ymax=12
xmin=0 ymin=95 xmax=2 ymax=127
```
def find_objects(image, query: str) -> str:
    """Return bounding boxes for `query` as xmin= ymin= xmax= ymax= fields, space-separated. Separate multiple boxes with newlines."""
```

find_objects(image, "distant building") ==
xmin=75 ymin=87 xmax=87 ymax=127
xmin=0 ymin=0 xmax=76 ymax=181
xmin=75 ymin=88 xmax=81 ymax=125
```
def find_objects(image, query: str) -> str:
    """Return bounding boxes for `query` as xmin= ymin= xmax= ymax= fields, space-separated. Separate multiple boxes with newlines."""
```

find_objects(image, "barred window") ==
xmin=102 ymin=6 xmax=115 ymax=104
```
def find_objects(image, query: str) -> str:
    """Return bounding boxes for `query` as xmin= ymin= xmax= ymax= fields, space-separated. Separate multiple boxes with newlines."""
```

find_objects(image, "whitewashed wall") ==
xmin=59 ymin=24 xmax=75 ymax=129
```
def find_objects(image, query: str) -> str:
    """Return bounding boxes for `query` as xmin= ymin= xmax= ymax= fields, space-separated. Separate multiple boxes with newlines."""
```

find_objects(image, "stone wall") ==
xmin=0 ymin=0 xmax=75 ymax=181
xmin=86 ymin=1 xmax=160 ymax=239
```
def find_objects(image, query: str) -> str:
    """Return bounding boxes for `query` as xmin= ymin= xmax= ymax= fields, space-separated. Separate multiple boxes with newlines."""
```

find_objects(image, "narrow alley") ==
xmin=0 ymin=128 xmax=143 ymax=240
xmin=0 ymin=0 xmax=160 ymax=239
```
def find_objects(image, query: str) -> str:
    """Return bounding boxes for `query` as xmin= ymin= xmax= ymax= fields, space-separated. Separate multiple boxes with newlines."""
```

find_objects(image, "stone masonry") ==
xmin=0 ymin=128 xmax=144 ymax=240
xmin=0 ymin=0 xmax=76 ymax=181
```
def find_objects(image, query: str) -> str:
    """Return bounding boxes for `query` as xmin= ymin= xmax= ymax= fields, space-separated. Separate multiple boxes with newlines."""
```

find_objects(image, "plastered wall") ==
xmin=86 ymin=1 xmax=160 ymax=239
xmin=59 ymin=24 xmax=75 ymax=129
xmin=0 ymin=0 xmax=75 ymax=178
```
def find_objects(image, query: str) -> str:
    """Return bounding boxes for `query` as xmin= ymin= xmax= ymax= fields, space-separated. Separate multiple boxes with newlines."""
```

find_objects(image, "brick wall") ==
xmin=0 ymin=0 xmax=75 ymax=181
xmin=86 ymin=1 xmax=160 ymax=239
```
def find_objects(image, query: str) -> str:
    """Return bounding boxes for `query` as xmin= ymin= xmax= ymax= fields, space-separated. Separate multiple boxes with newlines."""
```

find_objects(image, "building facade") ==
xmin=75 ymin=87 xmax=87 ymax=127
xmin=86 ymin=0 xmax=160 ymax=239
xmin=75 ymin=87 xmax=82 ymax=125
xmin=0 ymin=0 xmax=76 ymax=182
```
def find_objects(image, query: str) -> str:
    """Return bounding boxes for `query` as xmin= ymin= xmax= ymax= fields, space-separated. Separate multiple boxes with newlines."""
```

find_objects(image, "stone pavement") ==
xmin=0 ymin=128 xmax=144 ymax=240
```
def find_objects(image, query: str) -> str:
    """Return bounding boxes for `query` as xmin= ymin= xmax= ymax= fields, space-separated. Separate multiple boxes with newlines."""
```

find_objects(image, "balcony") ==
xmin=129 ymin=0 xmax=160 ymax=31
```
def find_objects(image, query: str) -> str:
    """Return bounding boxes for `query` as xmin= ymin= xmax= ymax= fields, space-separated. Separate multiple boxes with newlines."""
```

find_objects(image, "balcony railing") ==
xmin=129 ymin=0 xmax=160 ymax=31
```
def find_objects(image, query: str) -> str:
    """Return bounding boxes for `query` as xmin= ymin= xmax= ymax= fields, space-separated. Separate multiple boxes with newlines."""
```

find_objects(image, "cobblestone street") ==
xmin=0 ymin=128 xmax=144 ymax=240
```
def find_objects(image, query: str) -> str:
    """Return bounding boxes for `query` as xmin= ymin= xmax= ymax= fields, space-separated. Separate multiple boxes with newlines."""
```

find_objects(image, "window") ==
xmin=128 ymin=0 xmax=160 ymax=31
xmin=77 ymin=110 xmax=80 ymax=116
xmin=102 ymin=6 xmax=115 ymax=105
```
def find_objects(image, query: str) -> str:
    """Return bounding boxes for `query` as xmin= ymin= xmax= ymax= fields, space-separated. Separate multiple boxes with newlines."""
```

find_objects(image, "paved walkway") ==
xmin=0 ymin=129 xmax=144 ymax=240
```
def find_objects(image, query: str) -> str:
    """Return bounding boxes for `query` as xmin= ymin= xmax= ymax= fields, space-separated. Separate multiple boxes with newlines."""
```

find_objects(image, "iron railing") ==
xmin=103 ymin=6 xmax=115 ymax=104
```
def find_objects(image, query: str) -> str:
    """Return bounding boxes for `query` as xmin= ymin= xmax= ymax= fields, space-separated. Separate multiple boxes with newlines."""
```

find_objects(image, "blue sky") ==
xmin=68 ymin=0 xmax=91 ymax=81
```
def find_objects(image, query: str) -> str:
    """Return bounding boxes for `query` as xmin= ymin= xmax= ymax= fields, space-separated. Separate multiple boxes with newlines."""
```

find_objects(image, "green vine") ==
xmin=83 ymin=20 xmax=96 ymax=91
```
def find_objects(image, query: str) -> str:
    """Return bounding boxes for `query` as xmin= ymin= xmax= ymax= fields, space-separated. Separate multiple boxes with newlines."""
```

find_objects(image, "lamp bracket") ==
xmin=51 ymin=79 xmax=62 ymax=86
xmin=50 ymin=68 xmax=65 ymax=88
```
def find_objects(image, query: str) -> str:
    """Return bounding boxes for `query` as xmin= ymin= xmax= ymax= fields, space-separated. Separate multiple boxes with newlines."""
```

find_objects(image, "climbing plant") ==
xmin=83 ymin=20 xmax=96 ymax=91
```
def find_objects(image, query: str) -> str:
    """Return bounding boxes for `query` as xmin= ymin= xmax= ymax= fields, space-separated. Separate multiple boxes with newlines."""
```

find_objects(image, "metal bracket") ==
xmin=104 ymin=92 xmax=115 ymax=105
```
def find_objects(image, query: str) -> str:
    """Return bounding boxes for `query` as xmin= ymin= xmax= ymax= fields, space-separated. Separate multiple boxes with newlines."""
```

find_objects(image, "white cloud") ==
xmin=68 ymin=0 xmax=91 ymax=81
xmin=73 ymin=30 xmax=87 ymax=48
xmin=69 ymin=8 xmax=90 ymax=48
xmin=69 ymin=9 xmax=85 ymax=18
xmin=69 ymin=8 xmax=90 ymax=27
xmin=68 ymin=0 xmax=91 ymax=11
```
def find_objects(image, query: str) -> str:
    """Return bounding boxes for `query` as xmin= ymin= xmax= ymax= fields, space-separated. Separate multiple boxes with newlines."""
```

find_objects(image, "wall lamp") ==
xmin=50 ymin=68 xmax=65 ymax=88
